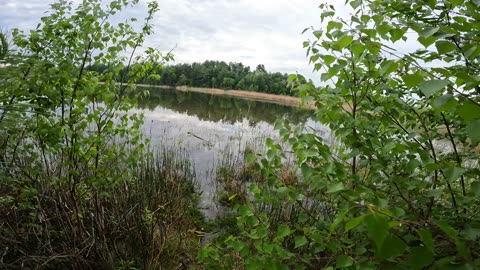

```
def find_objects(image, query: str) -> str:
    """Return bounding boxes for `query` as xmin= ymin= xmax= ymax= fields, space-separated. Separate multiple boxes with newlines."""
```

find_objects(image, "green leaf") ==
xmin=418 ymin=26 xmax=440 ymax=38
xmin=377 ymin=23 xmax=393 ymax=36
xmin=427 ymin=189 xmax=443 ymax=197
xmin=266 ymin=138 xmax=274 ymax=147
xmin=465 ymin=45 xmax=480 ymax=58
xmin=246 ymin=153 xmax=256 ymax=163
xmin=336 ymin=255 xmax=353 ymax=268
xmin=449 ymin=0 xmax=465 ymax=7
xmin=437 ymin=220 xmax=458 ymax=239
xmin=310 ymin=54 xmax=319 ymax=63
xmin=378 ymin=234 xmax=407 ymax=259
xmin=350 ymin=0 xmax=362 ymax=9
xmin=313 ymin=30 xmax=323 ymax=38
xmin=430 ymin=256 xmax=456 ymax=269
xmin=276 ymin=224 xmax=292 ymax=239
xmin=466 ymin=119 xmax=480 ymax=145
xmin=229 ymin=240 xmax=246 ymax=252
xmin=418 ymin=79 xmax=449 ymax=97
xmin=330 ymin=209 xmax=349 ymax=232
xmin=246 ymin=257 xmax=263 ymax=270
xmin=287 ymin=74 xmax=297 ymax=82
xmin=350 ymin=42 xmax=366 ymax=57
xmin=277 ymin=186 xmax=289 ymax=195
xmin=444 ymin=167 xmax=465 ymax=182
xmin=407 ymin=246 xmax=434 ymax=270
xmin=294 ymin=235 xmax=308 ymax=249
xmin=336 ymin=35 xmax=353 ymax=49
xmin=322 ymin=55 xmax=336 ymax=65
xmin=457 ymin=101 xmax=480 ymax=121
xmin=435 ymin=40 xmax=457 ymax=54
xmin=432 ymin=94 xmax=457 ymax=111
xmin=303 ymin=95 xmax=315 ymax=104
xmin=246 ymin=216 xmax=259 ymax=227
xmin=380 ymin=60 xmax=398 ymax=76
xmin=417 ymin=229 xmax=434 ymax=252
xmin=239 ymin=205 xmax=253 ymax=217
xmin=345 ymin=214 xmax=366 ymax=232
xmin=402 ymin=72 xmax=424 ymax=88
xmin=327 ymin=21 xmax=342 ymax=31
xmin=390 ymin=28 xmax=406 ymax=42
xmin=372 ymin=14 xmax=383 ymax=24
xmin=455 ymin=238 xmax=472 ymax=261
xmin=327 ymin=182 xmax=345 ymax=193
xmin=426 ymin=0 xmax=436 ymax=9
xmin=418 ymin=36 xmax=436 ymax=47
xmin=471 ymin=181 xmax=480 ymax=196
xmin=365 ymin=214 xmax=389 ymax=249
xmin=302 ymin=149 xmax=319 ymax=158
xmin=464 ymin=226 xmax=480 ymax=241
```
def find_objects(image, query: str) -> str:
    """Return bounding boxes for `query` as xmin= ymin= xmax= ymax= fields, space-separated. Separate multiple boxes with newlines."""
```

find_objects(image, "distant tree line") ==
xmin=88 ymin=60 xmax=311 ymax=96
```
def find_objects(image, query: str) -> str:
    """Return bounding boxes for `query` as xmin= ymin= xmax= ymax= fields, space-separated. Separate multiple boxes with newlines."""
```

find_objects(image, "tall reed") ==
xmin=0 ymin=146 xmax=204 ymax=269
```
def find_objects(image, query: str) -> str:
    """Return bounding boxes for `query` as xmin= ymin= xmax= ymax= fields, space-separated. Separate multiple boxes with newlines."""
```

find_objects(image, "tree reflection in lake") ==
xmin=131 ymin=87 xmax=328 ymax=219
xmin=136 ymin=87 xmax=312 ymax=125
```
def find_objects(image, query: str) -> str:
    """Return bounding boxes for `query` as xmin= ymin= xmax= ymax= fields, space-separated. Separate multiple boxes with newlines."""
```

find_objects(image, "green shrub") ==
xmin=199 ymin=0 xmax=480 ymax=269
xmin=0 ymin=1 xmax=201 ymax=269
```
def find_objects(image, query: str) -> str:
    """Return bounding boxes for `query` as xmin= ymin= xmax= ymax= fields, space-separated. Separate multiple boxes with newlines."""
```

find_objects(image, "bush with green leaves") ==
xmin=0 ymin=0 xmax=202 ymax=269
xmin=199 ymin=0 xmax=480 ymax=269
xmin=0 ymin=32 xmax=7 ymax=60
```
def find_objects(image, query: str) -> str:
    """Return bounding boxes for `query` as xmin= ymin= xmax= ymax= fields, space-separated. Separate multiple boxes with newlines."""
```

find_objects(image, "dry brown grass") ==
xmin=176 ymin=85 xmax=305 ymax=106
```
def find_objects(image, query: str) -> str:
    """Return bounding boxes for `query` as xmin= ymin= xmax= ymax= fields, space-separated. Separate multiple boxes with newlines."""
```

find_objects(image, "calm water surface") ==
xmin=133 ymin=88 xmax=327 ymax=218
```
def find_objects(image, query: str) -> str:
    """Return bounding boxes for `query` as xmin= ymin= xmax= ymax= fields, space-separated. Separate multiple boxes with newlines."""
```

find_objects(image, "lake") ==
xmin=133 ymin=87 xmax=328 ymax=219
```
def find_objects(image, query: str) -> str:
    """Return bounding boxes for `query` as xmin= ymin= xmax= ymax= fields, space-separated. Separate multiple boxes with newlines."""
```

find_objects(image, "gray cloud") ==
xmin=0 ymin=0 xmax=323 ymax=80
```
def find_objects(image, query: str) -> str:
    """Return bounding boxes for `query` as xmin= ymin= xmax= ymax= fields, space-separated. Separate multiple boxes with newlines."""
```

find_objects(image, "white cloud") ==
xmin=147 ymin=0 xmax=323 ymax=78
xmin=0 ymin=0 xmax=426 ymax=84
xmin=0 ymin=0 xmax=324 ymax=80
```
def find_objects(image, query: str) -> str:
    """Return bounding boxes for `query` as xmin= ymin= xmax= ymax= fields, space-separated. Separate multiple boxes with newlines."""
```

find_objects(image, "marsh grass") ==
xmin=0 ymin=146 xmax=204 ymax=269
xmin=214 ymin=141 xmax=267 ymax=208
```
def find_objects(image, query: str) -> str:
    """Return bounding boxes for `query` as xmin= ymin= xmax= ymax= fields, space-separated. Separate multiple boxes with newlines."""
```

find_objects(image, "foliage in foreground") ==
xmin=199 ymin=0 xmax=480 ymax=269
xmin=0 ymin=1 xmax=202 ymax=269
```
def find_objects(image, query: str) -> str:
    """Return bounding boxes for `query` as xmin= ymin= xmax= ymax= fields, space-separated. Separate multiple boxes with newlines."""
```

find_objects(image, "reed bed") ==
xmin=0 ymin=146 xmax=204 ymax=269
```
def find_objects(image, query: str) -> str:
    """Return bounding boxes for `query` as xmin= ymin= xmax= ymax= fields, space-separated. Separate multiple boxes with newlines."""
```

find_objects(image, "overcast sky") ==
xmin=0 ymin=0 xmax=333 ymax=80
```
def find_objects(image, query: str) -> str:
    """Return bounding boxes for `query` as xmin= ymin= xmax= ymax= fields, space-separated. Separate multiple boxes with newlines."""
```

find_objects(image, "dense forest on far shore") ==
xmin=88 ymin=60 xmax=311 ymax=96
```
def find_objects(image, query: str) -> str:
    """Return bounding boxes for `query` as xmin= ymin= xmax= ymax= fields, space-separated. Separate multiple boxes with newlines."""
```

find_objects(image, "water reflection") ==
xmin=137 ymin=87 xmax=312 ymax=125
xmin=132 ymin=87 xmax=325 ymax=219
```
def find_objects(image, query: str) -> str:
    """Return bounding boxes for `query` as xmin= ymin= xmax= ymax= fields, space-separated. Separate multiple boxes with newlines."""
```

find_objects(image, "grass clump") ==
xmin=0 ymin=146 xmax=205 ymax=269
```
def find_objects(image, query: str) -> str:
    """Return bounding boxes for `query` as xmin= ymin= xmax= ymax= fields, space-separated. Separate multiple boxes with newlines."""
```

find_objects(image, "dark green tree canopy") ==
xmin=89 ymin=60 xmax=312 ymax=96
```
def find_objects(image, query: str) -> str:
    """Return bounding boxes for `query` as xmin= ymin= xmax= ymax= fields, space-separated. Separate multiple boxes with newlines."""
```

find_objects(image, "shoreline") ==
xmin=135 ymin=84 xmax=316 ymax=109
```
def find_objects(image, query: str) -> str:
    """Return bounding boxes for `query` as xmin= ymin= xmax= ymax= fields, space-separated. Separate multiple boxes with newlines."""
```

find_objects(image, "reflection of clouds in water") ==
xmin=304 ymin=118 xmax=332 ymax=141
xmin=134 ymin=106 xmax=281 ymax=218
xmin=132 ymin=103 xmax=329 ymax=219
xmin=139 ymin=107 xmax=246 ymax=135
